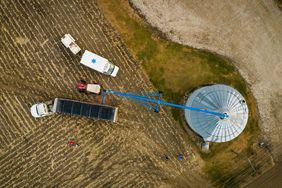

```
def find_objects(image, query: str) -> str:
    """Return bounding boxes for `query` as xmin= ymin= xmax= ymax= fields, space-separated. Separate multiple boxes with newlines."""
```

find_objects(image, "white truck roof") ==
xmin=80 ymin=50 xmax=108 ymax=73
xmin=31 ymin=104 xmax=41 ymax=118
xmin=61 ymin=34 xmax=81 ymax=55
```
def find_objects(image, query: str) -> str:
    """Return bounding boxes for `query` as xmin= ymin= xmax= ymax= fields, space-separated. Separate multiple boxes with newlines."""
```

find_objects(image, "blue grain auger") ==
xmin=102 ymin=89 xmax=228 ymax=119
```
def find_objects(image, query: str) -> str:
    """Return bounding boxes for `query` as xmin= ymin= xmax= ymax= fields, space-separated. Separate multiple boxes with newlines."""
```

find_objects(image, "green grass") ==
xmin=98 ymin=0 xmax=260 ymax=186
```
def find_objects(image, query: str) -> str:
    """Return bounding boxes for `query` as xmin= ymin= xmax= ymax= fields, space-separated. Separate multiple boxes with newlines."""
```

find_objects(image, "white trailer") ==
xmin=80 ymin=50 xmax=119 ymax=77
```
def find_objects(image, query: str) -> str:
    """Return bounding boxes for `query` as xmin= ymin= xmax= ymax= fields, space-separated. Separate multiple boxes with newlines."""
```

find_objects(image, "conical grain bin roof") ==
xmin=185 ymin=84 xmax=248 ymax=142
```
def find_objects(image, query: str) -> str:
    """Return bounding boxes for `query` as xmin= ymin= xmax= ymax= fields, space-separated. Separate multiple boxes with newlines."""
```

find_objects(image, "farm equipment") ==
xmin=102 ymin=89 xmax=228 ymax=119
xmin=30 ymin=98 xmax=118 ymax=122
xmin=76 ymin=80 xmax=102 ymax=95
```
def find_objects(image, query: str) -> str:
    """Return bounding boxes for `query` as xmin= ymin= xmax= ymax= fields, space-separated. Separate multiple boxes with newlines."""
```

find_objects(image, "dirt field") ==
xmin=246 ymin=161 xmax=282 ymax=188
xmin=0 ymin=0 xmax=214 ymax=187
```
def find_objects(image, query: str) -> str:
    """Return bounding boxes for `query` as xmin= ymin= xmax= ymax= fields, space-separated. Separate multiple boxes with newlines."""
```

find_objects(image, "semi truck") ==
xmin=30 ymin=98 xmax=118 ymax=122
xmin=61 ymin=34 xmax=119 ymax=77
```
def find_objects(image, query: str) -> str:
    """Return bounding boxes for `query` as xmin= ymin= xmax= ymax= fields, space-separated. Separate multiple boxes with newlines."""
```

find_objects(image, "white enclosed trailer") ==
xmin=80 ymin=50 xmax=119 ymax=77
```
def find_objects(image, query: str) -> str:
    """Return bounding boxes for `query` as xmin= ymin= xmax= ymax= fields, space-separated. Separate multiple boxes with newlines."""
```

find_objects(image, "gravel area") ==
xmin=130 ymin=0 xmax=282 ymax=158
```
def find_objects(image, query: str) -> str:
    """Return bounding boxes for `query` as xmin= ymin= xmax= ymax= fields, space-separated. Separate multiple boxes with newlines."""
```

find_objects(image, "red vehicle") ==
xmin=77 ymin=80 xmax=102 ymax=95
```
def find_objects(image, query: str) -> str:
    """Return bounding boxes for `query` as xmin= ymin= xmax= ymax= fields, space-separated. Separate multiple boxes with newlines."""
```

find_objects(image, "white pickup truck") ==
xmin=61 ymin=34 xmax=119 ymax=77
xmin=61 ymin=34 xmax=81 ymax=55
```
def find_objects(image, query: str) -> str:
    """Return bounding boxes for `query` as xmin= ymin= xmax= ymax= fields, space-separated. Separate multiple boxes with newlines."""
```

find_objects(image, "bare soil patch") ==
xmin=0 ymin=0 xmax=206 ymax=187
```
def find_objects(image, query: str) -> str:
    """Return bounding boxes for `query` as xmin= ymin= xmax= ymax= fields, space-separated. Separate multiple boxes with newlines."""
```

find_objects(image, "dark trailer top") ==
xmin=53 ymin=98 xmax=118 ymax=122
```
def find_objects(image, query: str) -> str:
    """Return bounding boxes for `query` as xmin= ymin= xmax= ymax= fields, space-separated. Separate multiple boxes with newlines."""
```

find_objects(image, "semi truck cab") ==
xmin=30 ymin=101 xmax=54 ymax=118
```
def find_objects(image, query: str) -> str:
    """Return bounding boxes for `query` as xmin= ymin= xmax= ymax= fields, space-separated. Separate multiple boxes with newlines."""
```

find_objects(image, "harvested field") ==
xmin=0 ymin=0 xmax=210 ymax=187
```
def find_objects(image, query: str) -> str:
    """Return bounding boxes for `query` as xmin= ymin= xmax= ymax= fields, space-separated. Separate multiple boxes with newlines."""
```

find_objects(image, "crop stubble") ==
xmin=0 ymin=0 xmax=204 ymax=187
